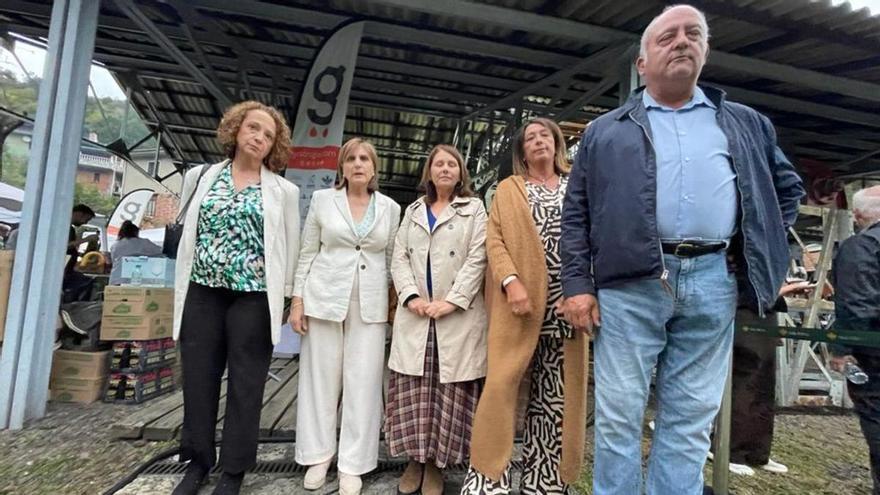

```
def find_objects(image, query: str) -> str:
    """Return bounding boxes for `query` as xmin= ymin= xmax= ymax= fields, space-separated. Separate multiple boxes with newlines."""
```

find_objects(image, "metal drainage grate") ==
xmin=142 ymin=459 xmax=522 ymax=476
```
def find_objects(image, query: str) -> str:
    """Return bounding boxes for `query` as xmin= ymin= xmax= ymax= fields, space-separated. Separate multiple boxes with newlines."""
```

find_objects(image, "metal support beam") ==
xmin=463 ymin=44 xmax=627 ymax=120
xmin=0 ymin=0 xmax=99 ymax=429
xmin=618 ymin=47 xmax=640 ymax=105
xmin=556 ymin=77 xmax=619 ymax=123
xmin=112 ymin=0 xmax=234 ymax=108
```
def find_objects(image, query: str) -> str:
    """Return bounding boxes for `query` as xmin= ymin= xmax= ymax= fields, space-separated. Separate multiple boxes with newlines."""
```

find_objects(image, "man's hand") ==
xmin=505 ymin=278 xmax=532 ymax=317
xmin=425 ymin=300 xmax=457 ymax=319
xmin=563 ymin=294 xmax=600 ymax=337
xmin=830 ymin=355 xmax=857 ymax=373
xmin=779 ymin=280 xmax=813 ymax=297
xmin=407 ymin=297 xmax=430 ymax=317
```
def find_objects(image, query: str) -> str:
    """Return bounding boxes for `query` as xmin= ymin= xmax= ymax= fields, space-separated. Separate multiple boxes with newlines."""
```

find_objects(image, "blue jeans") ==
xmin=593 ymin=252 xmax=737 ymax=495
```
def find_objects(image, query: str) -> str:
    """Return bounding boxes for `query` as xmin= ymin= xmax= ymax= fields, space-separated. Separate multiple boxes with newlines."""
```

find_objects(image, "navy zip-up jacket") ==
xmin=561 ymin=85 xmax=805 ymax=315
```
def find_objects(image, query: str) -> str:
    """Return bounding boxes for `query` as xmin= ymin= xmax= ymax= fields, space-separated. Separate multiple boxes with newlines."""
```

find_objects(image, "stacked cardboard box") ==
xmin=101 ymin=286 xmax=173 ymax=340
xmin=49 ymin=349 xmax=110 ymax=404
xmin=0 ymin=250 xmax=13 ymax=342
xmin=100 ymin=286 xmax=176 ymax=403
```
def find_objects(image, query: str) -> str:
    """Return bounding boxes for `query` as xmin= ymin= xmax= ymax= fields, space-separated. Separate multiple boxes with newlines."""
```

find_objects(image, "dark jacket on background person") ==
xmin=561 ymin=85 xmax=805 ymax=315
xmin=832 ymin=221 xmax=880 ymax=357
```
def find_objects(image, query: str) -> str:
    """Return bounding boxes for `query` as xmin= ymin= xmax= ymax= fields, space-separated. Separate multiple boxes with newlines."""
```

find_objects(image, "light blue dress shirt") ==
xmin=643 ymin=87 xmax=738 ymax=242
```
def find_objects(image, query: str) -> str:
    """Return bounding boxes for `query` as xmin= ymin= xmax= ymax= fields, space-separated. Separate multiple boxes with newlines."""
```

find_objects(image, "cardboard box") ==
xmin=100 ymin=315 xmax=173 ymax=341
xmin=102 ymin=286 xmax=173 ymax=318
xmin=50 ymin=380 xmax=106 ymax=404
xmin=104 ymin=367 xmax=175 ymax=404
xmin=0 ymin=250 xmax=13 ymax=342
xmin=51 ymin=350 xmax=110 ymax=379
xmin=117 ymin=257 xmax=175 ymax=288
xmin=110 ymin=338 xmax=176 ymax=372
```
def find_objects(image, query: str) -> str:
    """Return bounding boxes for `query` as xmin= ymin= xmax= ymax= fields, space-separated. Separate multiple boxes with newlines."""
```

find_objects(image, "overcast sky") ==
xmin=0 ymin=0 xmax=878 ymax=101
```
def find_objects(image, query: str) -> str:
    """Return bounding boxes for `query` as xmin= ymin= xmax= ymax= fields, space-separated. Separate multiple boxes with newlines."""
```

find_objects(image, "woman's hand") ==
xmin=425 ymin=300 xmax=457 ymax=320
xmin=407 ymin=297 xmax=430 ymax=317
xmin=505 ymin=278 xmax=532 ymax=317
xmin=289 ymin=297 xmax=308 ymax=335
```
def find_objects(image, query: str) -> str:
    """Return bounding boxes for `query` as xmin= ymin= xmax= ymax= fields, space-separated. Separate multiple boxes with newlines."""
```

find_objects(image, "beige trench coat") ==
xmin=387 ymin=196 xmax=488 ymax=383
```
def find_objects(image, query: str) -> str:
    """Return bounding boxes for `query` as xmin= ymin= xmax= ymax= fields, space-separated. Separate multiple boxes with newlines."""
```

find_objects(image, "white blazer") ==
xmin=173 ymin=160 xmax=300 ymax=345
xmin=293 ymin=187 xmax=401 ymax=323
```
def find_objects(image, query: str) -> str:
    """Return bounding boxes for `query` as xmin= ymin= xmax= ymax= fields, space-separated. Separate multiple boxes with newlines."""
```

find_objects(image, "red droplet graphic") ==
xmin=322 ymin=128 xmax=329 ymax=138
xmin=309 ymin=127 xmax=318 ymax=137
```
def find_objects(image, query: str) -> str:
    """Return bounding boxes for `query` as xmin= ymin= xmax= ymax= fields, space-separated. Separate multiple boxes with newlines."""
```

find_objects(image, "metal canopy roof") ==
xmin=2 ymin=0 xmax=880 ymax=197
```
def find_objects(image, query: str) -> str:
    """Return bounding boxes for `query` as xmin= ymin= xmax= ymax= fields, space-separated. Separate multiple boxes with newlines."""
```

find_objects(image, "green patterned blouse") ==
xmin=191 ymin=164 xmax=266 ymax=292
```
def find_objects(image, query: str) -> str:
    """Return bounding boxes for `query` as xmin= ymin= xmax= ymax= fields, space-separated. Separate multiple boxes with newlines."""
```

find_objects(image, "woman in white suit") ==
xmin=171 ymin=101 xmax=300 ymax=495
xmin=290 ymin=137 xmax=401 ymax=495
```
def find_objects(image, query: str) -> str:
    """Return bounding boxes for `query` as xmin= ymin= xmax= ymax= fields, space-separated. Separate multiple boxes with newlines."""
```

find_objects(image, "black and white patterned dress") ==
xmin=461 ymin=175 xmax=573 ymax=495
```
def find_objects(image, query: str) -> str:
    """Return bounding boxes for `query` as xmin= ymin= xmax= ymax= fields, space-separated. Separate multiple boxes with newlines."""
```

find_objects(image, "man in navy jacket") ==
xmin=560 ymin=5 xmax=804 ymax=494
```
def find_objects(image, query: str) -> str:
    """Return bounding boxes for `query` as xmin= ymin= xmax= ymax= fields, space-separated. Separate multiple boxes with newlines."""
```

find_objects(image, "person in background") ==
xmin=462 ymin=118 xmax=589 ymax=494
xmin=830 ymin=185 xmax=880 ymax=495
xmin=171 ymin=101 xmax=300 ymax=495
xmin=291 ymin=138 xmax=401 ymax=495
xmin=109 ymin=220 xmax=162 ymax=284
xmin=714 ymin=278 xmax=812 ymax=476
xmin=62 ymin=204 xmax=98 ymax=302
xmin=560 ymin=5 xmax=804 ymax=493
xmin=386 ymin=144 xmax=488 ymax=495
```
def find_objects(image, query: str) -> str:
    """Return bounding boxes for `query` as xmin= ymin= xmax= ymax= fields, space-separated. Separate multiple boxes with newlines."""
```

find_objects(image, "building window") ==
xmin=145 ymin=196 xmax=156 ymax=217
xmin=147 ymin=161 xmax=157 ymax=176
xmin=93 ymin=172 xmax=100 ymax=183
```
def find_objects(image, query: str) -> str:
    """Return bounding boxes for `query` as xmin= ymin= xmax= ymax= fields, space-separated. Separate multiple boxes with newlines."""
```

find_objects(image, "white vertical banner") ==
xmin=284 ymin=21 xmax=364 ymax=226
xmin=105 ymin=188 xmax=155 ymax=250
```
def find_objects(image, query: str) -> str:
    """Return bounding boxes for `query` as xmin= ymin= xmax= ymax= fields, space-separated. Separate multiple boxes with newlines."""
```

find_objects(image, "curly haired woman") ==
xmin=171 ymin=101 xmax=300 ymax=495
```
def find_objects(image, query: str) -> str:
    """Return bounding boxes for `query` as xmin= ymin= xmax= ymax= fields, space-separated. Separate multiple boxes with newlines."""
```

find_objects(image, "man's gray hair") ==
xmin=853 ymin=186 xmax=880 ymax=222
xmin=639 ymin=4 xmax=711 ymax=59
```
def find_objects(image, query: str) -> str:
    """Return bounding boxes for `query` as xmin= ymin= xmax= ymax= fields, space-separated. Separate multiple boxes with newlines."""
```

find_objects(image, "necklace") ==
xmin=527 ymin=171 xmax=555 ymax=186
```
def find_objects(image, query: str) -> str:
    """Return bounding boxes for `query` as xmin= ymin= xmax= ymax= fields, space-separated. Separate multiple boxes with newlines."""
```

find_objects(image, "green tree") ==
xmin=73 ymin=182 xmax=117 ymax=216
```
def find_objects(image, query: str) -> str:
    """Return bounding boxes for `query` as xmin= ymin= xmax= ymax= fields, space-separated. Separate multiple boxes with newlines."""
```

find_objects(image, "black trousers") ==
xmin=849 ymin=353 xmax=880 ymax=495
xmin=711 ymin=309 xmax=778 ymax=466
xmin=728 ymin=310 xmax=778 ymax=466
xmin=178 ymin=282 xmax=273 ymax=474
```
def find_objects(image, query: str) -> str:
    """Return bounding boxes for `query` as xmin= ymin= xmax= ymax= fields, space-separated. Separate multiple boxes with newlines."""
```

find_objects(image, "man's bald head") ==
xmin=639 ymin=4 xmax=710 ymax=60
xmin=853 ymin=185 xmax=880 ymax=229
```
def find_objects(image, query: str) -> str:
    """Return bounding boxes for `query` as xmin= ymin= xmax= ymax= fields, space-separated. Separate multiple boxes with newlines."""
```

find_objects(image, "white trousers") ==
xmin=295 ymin=274 xmax=387 ymax=475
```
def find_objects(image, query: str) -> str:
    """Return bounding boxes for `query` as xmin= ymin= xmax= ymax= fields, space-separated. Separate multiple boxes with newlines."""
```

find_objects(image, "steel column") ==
xmin=0 ymin=0 xmax=99 ymax=429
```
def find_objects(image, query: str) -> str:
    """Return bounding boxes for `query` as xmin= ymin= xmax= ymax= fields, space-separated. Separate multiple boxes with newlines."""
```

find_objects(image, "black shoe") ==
xmin=172 ymin=462 xmax=209 ymax=495
xmin=211 ymin=472 xmax=244 ymax=495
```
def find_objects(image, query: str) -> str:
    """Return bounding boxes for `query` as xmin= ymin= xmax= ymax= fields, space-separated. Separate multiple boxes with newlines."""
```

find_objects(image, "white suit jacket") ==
xmin=293 ymin=187 xmax=401 ymax=323
xmin=173 ymin=160 xmax=300 ymax=344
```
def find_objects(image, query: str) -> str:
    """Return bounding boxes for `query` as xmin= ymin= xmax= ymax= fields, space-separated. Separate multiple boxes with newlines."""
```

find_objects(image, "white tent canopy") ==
xmin=0 ymin=181 xmax=24 ymax=224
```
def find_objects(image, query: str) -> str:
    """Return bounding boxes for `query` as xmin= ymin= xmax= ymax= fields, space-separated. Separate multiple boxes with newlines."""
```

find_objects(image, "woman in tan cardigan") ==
xmin=461 ymin=118 xmax=589 ymax=494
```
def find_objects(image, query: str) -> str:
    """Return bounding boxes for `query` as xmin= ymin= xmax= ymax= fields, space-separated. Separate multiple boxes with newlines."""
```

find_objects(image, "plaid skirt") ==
xmin=384 ymin=323 xmax=482 ymax=467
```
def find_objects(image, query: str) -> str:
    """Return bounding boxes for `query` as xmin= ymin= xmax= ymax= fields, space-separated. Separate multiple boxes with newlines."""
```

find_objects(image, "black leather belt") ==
xmin=661 ymin=241 xmax=728 ymax=258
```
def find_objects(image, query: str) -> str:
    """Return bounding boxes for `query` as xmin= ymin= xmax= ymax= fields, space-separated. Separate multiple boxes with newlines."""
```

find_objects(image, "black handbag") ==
xmin=162 ymin=164 xmax=213 ymax=259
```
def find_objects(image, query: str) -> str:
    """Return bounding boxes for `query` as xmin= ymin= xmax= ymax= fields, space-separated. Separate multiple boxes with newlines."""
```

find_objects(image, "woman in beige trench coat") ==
xmin=385 ymin=144 xmax=488 ymax=495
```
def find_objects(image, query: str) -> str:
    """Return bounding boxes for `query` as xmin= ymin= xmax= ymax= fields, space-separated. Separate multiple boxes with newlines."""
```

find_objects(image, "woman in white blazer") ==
xmin=290 ymin=138 xmax=400 ymax=495
xmin=171 ymin=101 xmax=300 ymax=495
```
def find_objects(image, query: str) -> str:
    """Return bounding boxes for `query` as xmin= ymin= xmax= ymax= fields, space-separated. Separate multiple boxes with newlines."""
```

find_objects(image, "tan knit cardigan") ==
xmin=469 ymin=175 xmax=589 ymax=483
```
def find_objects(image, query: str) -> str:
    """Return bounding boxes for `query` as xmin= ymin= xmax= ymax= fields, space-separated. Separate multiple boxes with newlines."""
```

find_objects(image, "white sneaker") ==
xmin=338 ymin=472 xmax=363 ymax=495
xmin=761 ymin=459 xmax=789 ymax=474
xmin=707 ymin=450 xmax=714 ymax=461
xmin=729 ymin=462 xmax=756 ymax=476
xmin=303 ymin=459 xmax=332 ymax=490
